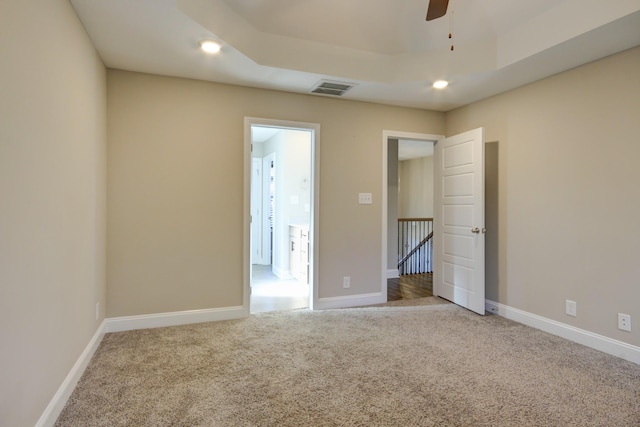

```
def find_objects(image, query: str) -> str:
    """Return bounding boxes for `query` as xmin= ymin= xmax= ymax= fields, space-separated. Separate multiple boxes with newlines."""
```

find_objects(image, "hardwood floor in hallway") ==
xmin=387 ymin=273 xmax=433 ymax=301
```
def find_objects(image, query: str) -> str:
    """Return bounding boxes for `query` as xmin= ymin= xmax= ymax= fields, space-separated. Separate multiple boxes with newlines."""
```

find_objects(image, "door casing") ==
xmin=381 ymin=131 xmax=443 ymax=300
xmin=244 ymin=117 xmax=320 ymax=312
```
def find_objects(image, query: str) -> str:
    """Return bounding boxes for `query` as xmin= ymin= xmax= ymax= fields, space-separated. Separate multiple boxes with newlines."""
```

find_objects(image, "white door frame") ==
xmin=244 ymin=117 xmax=321 ymax=311
xmin=381 ymin=130 xmax=443 ymax=300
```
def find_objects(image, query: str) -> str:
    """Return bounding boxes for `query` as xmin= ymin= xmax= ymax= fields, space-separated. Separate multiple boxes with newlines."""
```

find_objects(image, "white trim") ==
xmin=387 ymin=269 xmax=399 ymax=279
xmin=35 ymin=321 xmax=106 ymax=427
xmin=104 ymin=306 xmax=247 ymax=333
xmin=37 ymin=306 xmax=248 ymax=425
xmin=315 ymin=292 xmax=386 ymax=310
xmin=381 ymin=130 xmax=443 ymax=306
xmin=485 ymin=300 xmax=640 ymax=365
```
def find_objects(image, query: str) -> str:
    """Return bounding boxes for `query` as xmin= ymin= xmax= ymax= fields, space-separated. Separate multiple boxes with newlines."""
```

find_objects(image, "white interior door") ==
xmin=433 ymin=128 xmax=485 ymax=314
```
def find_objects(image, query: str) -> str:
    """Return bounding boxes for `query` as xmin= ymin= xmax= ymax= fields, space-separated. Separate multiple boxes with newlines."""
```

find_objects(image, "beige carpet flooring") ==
xmin=55 ymin=297 xmax=640 ymax=426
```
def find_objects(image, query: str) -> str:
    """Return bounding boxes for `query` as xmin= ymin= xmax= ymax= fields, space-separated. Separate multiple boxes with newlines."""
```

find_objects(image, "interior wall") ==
xmin=0 ymin=0 xmax=107 ymax=425
xmin=484 ymin=142 xmax=499 ymax=302
xmin=261 ymin=129 xmax=311 ymax=278
xmin=387 ymin=139 xmax=399 ymax=272
xmin=262 ymin=133 xmax=284 ymax=275
xmin=398 ymin=156 xmax=434 ymax=218
xmin=107 ymin=69 xmax=445 ymax=316
xmin=446 ymin=46 xmax=640 ymax=346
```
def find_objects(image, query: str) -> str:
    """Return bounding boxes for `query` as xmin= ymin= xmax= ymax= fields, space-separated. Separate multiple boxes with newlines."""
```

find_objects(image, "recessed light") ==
xmin=433 ymin=80 xmax=449 ymax=89
xmin=200 ymin=40 xmax=221 ymax=54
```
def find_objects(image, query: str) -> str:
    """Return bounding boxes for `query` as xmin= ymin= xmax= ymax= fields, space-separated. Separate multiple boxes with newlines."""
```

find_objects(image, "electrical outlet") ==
xmin=95 ymin=302 xmax=100 ymax=321
xmin=618 ymin=313 xmax=631 ymax=332
xmin=343 ymin=276 xmax=351 ymax=288
xmin=565 ymin=300 xmax=577 ymax=317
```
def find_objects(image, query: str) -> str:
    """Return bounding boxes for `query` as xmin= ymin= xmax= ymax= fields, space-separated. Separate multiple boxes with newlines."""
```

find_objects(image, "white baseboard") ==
xmin=35 ymin=320 xmax=106 ymax=427
xmin=105 ymin=306 xmax=247 ymax=333
xmin=386 ymin=269 xmax=399 ymax=279
xmin=485 ymin=300 xmax=640 ymax=365
xmin=315 ymin=292 xmax=386 ymax=310
xmin=37 ymin=306 xmax=248 ymax=425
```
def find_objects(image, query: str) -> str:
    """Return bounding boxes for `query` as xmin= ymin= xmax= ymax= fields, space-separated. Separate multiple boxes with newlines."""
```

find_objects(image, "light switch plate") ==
xmin=358 ymin=193 xmax=373 ymax=204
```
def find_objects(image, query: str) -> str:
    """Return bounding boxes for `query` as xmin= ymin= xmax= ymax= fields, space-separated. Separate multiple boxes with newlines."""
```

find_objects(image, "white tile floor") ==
xmin=250 ymin=264 xmax=309 ymax=313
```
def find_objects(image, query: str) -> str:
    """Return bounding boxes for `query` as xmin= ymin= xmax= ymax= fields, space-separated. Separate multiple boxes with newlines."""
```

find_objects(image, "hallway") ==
xmin=251 ymin=264 xmax=309 ymax=313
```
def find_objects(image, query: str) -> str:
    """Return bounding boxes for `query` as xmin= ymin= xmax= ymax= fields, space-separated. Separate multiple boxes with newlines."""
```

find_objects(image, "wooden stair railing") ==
xmin=398 ymin=231 xmax=433 ymax=268
xmin=397 ymin=218 xmax=433 ymax=275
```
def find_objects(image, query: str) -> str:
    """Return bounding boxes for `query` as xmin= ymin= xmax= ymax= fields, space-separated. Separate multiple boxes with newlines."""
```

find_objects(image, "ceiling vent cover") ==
xmin=311 ymin=80 xmax=355 ymax=97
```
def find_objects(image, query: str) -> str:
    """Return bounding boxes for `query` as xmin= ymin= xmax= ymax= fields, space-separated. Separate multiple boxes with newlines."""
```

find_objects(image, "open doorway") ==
xmin=245 ymin=119 xmax=320 ymax=313
xmin=384 ymin=129 xmax=493 ymax=314
xmin=382 ymin=131 xmax=443 ymax=302
xmin=389 ymin=138 xmax=436 ymax=300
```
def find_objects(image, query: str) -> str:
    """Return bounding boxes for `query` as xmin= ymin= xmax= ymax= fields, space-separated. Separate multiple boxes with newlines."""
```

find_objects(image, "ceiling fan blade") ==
xmin=426 ymin=0 xmax=449 ymax=21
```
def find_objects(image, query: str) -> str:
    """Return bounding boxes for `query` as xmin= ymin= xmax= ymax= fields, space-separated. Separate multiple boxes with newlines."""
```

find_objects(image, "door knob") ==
xmin=471 ymin=227 xmax=480 ymax=234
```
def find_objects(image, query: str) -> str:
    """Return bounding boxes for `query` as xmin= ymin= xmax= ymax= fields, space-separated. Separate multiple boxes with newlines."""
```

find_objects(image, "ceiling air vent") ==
xmin=311 ymin=80 xmax=355 ymax=97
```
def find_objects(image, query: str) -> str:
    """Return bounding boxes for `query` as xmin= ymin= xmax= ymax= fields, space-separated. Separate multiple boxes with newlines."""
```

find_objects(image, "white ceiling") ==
xmin=70 ymin=0 xmax=640 ymax=111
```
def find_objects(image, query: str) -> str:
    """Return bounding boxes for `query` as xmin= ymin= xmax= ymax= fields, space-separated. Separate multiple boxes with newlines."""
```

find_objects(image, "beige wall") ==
xmin=4 ymin=6 xmax=636 ymax=424
xmin=399 ymin=156 xmax=434 ymax=218
xmin=0 ymin=0 xmax=107 ymax=425
xmin=387 ymin=139 xmax=399 ymax=271
xmin=447 ymin=46 xmax=640 ymax=346
xmin=107 ymin=69 xmax=445 ymax=315
xmin=484 ymin=142 xmax=499 ymax=302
